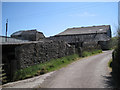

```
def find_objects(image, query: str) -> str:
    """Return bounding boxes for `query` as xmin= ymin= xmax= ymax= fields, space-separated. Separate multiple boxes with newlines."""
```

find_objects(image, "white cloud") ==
xmin=70 ymin=12 xmax=96 ymax=17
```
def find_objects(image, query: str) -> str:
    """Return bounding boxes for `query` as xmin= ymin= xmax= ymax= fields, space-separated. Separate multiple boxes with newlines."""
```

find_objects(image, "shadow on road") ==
xmin=102 ymin=72 xmax=116 ymax=88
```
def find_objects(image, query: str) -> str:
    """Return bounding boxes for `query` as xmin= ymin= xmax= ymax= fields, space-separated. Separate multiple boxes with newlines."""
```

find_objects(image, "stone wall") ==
xmin=15 ymin=40 xmax=75 ymax=69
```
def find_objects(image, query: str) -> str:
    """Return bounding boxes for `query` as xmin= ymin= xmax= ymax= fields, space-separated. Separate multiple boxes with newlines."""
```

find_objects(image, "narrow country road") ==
xmin=2 ymin=50 xmax=113 ymax=88
xmin=40 ymin=50 xmax=113 ymax=88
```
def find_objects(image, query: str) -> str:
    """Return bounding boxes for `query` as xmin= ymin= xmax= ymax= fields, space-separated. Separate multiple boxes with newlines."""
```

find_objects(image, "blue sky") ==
xmin=2 ymin=2 xmax=118 ymax=37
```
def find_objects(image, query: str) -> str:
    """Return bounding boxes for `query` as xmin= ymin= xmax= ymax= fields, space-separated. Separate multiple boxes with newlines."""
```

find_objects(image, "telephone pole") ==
xmin=6 ymin=19 xmax=8 ymax=42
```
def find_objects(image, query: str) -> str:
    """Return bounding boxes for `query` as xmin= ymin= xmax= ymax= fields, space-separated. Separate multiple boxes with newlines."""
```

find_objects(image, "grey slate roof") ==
xmin=11 ymin=29 xmax=43 ymax=36
xmin=0 ymin=36 xmax=28 ymax=45
xmin=0 ymin=36 xmax=52 ymax=45
xmin=56 ymin=25 xmax=110 ymax=36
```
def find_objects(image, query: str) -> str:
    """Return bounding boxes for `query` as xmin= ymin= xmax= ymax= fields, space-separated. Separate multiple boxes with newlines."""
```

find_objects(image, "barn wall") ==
xmin=82 ymin=41 xmax=101 ymax=51
xmin=98 ymin=41 xmax=111 ymax=50
xmin=107 ymin=29 xmax=112 ymax=38
xmin=49 ymin=33 xmax=110 ymax=50
xmin=49 ymin=33 xmax=102 ymax=44
xmin=36 ymin=32 xmax=45 ymax=40
xmin=2 ymin=45 xmax=18 ymax=82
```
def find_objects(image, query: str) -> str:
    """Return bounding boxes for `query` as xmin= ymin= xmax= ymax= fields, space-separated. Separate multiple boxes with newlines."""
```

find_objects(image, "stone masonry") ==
xmin=15 ymin=40 xmax=75 ymax=69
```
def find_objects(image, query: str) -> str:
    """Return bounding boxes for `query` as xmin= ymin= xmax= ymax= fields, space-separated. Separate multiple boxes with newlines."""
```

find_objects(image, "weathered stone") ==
xmin=14 ymin=40 xmax=75 ymax=69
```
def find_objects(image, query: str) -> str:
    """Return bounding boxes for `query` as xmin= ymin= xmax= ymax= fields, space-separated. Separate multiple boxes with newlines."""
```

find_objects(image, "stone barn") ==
xmin=11 ymin=29 xmax=45 ymax=41
xmin=1 ymin=34 xmax=75 ymax=82
xmin=49 ymin=25 xmax=111 ymax=50
xmin=1 ymin=36 xmax=29 ymax=82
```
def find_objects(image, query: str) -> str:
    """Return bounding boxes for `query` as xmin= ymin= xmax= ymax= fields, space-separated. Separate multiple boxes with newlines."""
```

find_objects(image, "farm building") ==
xmin=1 ymin=34 xmax=75 ymax=83
xmin=1 ymin=36 xmax=29 ymax=83
xmin=11 ymin=29 xmax=45 ymax=41
xmin=1 ymin=25 xmax=111 ymax=83
xmin=49 ymin=25 xmax=111 ymax=50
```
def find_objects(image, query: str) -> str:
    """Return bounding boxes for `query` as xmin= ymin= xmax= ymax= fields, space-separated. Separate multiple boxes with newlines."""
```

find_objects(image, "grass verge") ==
xmin=82 ymin=50 xmax=102 ymax=57
xmin=12 ymin=49 xmax=102 ymax=82
xmin=13 ymin=54 xmax=79 ymax=81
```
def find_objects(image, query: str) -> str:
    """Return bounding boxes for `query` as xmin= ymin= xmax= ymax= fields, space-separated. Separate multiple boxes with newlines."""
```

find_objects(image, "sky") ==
xmin=2 ymin=2 xmax=118 ymax=37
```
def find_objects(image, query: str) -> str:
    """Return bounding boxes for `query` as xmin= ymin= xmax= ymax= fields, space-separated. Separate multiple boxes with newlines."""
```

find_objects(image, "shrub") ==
xmin=111 ymin=28 xmax=120 ymax=87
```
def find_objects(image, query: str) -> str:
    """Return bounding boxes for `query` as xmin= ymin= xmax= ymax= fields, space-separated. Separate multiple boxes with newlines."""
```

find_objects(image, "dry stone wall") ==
xmin=15 ymin=40 xmax=75 ymax=69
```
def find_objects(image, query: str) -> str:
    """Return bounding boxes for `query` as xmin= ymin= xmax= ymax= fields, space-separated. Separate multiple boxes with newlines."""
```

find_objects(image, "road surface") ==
xmin=40 ymin=50 xmax=113 ymax=88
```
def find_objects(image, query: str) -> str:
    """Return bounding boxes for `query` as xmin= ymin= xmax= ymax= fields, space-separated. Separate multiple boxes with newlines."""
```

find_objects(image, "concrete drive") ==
xmin=40 ymin=50 xmax=113 ymax=88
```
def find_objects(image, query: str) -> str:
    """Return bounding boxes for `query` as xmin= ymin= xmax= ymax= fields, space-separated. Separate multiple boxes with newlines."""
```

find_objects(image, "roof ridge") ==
xmin=66 ymin=25 xmax=110 ymax=30
xmin=56 ymin=25 xmax=110 ymax=36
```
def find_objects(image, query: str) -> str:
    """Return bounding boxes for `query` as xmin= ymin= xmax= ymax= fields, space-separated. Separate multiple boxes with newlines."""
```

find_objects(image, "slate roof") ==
xmin=11 ymin=29 xmax=44 ymax=36
xmin=0 ymin=36 xmax=28 ymax=45
xmin=0 ymin=36 xmax=52 ymax=45
xmin=56 ymin=25 xmax=110 ymax=36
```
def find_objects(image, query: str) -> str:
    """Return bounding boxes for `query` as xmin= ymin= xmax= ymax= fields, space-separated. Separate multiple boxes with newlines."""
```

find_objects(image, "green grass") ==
xmin=12 ymin=49 xmax=102 ymax=81
xmin=108 ymin=59 xmax=112 ymax=68
xmin=82 ymin=50 xmax=102 ymax=57
xmin=12 ymin=54 xmax=80 ymax=81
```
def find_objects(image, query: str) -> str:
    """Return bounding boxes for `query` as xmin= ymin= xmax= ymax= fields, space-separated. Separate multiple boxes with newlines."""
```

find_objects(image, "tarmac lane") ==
xmin=40 ymin=50 xmax=113 ymax=88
